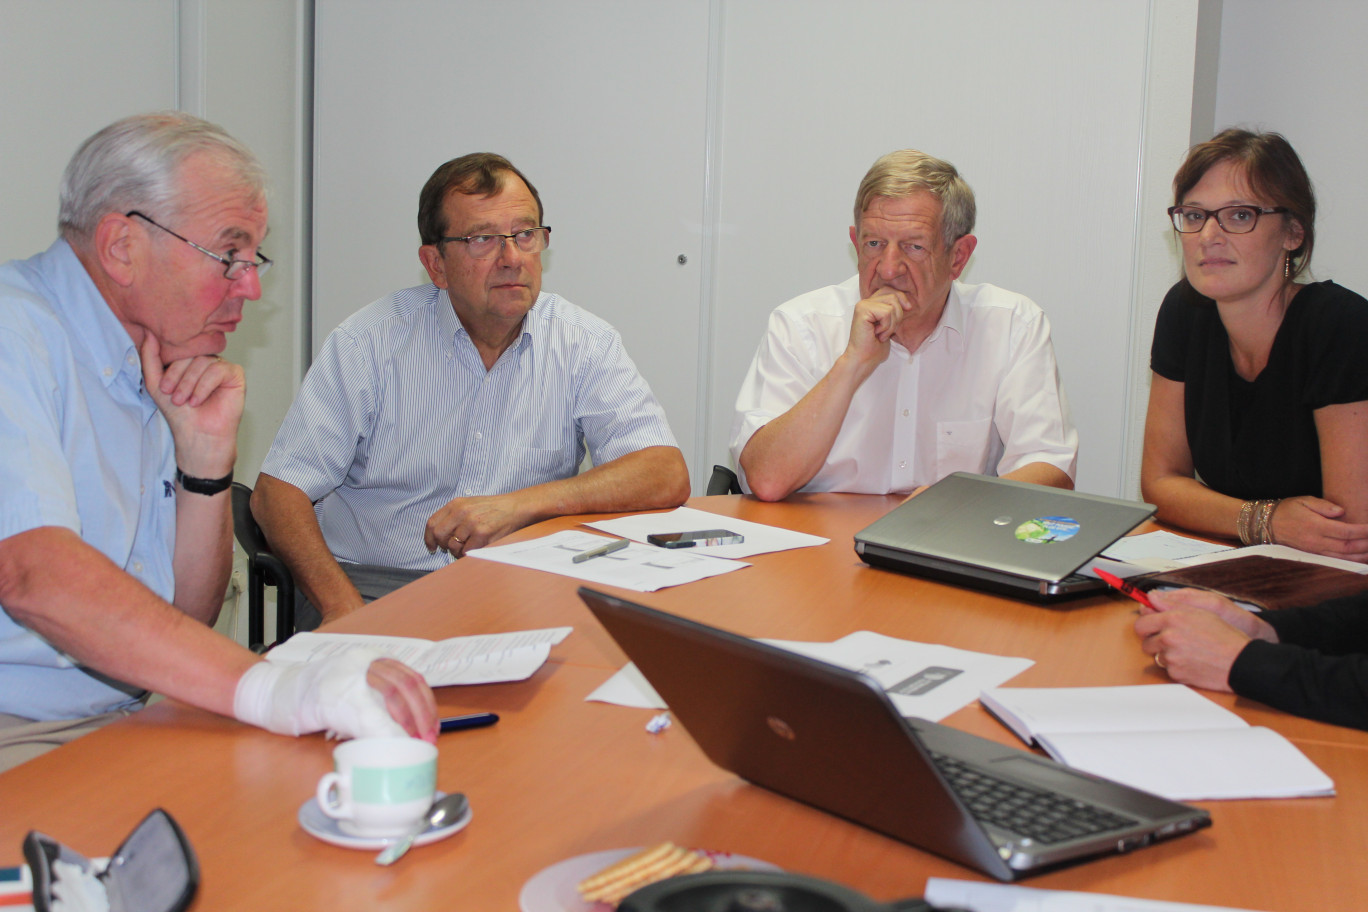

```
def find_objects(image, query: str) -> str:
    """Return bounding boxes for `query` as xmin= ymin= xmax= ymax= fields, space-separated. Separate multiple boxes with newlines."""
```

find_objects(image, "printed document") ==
xmin=468 ymin=529 xmax=747 ymax=591
xmin=267 ymin=627 xmax=571 ymax=687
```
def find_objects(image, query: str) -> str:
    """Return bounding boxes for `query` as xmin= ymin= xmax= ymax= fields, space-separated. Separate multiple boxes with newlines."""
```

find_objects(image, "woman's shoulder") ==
xmin=1287 ymin=280 xmax=1368 ymax=335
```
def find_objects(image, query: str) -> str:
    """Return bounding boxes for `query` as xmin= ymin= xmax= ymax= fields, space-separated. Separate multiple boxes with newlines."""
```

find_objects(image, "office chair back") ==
xmin=230 ymin=482 xmax=296 ymax=651
xmin=707 ymin=464 xmax=742 ymax=495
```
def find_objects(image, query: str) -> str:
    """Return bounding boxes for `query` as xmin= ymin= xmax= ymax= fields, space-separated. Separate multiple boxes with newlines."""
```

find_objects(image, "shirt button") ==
xmin=464 ymin=489 xmax=473 ymax=496
xmin=132 ymin=561 xmax=144 ymax=574
xmin=899 ymin=460 xmax=907 ymax=469
xmin=902 ymin=409 xmax=909 ymax=417
xmin=475 ymin=432 xmax=483 ymax=440
xmin=103 ymin=367 xmax=114 ymax=378
xmin=126 ymin=354 xmax=138 ymax=366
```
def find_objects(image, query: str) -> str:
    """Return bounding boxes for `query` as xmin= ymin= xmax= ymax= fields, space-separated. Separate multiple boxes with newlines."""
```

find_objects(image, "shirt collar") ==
xmin=917 ymin=281 xmax=966 ymax=354
xmin=41 ymin=239 xmax=141 ymax=390
xmin=436 ymin=287 xmax=544 ymax=357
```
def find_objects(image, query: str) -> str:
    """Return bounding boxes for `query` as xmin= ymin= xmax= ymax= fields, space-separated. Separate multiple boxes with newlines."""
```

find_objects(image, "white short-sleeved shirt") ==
xmin=261 ymin=284 xmax=679 ymax=571
xmin=730 ymin=276 xmax=1078 ymax=495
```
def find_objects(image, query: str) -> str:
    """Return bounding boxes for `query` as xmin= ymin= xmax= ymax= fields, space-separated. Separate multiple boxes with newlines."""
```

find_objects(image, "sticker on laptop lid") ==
xmin=1014 ymin=516 xmax=1080 ymax=544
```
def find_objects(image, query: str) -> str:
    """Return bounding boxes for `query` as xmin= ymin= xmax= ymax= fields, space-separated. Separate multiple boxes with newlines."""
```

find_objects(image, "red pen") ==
xmin=1094 ymin=567 xmax=1154 ymax=609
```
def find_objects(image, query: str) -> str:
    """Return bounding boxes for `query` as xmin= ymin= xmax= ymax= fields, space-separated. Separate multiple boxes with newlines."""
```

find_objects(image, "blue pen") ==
xmin=440 ymin=712 xmax=500 ymax=733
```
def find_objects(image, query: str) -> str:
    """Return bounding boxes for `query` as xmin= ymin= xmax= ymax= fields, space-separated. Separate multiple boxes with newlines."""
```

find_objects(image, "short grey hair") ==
xmin=853 ymin=149 xmax=976 ymax=247
xmin=58 ymin=111 xmax=266 ymax=242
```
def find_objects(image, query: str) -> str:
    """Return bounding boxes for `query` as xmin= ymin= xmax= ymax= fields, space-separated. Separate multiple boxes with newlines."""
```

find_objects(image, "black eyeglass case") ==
xmin=22 ymin=808 xmax=199 ymax=912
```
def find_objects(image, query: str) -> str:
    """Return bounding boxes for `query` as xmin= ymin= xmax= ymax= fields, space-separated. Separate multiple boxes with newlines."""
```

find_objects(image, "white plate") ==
xmin=298 ymin=790 xmax=472 ymax=850
xmin=518 ymin=847 xmax=781 ymax=912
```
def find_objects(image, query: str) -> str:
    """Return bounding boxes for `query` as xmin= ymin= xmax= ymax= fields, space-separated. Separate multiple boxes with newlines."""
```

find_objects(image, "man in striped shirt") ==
xmin=253 ymin=154 xmax=689 ymax=629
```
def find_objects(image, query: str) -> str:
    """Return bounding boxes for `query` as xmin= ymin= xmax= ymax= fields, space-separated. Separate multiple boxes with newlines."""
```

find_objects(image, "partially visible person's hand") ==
xmin=233 ymin=650 xmax=437 ymax=741
xmin=1135 ymin=598 xmax=1256 ymax=692
xmin=366 ymin=658 xmax=439 ymax=742
xmin=844 ymin=287 xmax=912 ymax=372
xmin=139 ymin=334 xmax=244 ymax=475
xmin=1145 ymin=588 xmax=1277 ymax=641
xmin=424 ymin=492 xmax=529 ymax=558
xmin=1269 ymin=496 xmax=1368 ymax=562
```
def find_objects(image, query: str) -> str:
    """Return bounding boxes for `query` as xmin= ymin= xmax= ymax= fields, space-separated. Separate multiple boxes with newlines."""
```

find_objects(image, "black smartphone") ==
xmin=646 ymin=529 xmax=744 ymax=548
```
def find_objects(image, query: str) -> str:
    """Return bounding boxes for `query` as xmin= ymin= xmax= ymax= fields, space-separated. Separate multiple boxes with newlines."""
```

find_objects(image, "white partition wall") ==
xmin=314 ymin=0 xmax=1205 ymax=498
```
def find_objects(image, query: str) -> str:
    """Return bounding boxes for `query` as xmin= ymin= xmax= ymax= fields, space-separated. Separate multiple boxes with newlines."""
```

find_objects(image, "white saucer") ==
xmin=298 ymin=790 xmax=472 ymax=850
xmin=518 ymin=847 xmax=781 ymax=912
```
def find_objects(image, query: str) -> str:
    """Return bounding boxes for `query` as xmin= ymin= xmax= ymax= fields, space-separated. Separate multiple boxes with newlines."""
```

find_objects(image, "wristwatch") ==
xmin=175 ymin=467 xmax=233 ymax=496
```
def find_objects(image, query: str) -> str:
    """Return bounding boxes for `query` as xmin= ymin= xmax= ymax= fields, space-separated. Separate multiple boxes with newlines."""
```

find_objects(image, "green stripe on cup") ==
xmin=352 ymin=763 xmax=436 ymax=804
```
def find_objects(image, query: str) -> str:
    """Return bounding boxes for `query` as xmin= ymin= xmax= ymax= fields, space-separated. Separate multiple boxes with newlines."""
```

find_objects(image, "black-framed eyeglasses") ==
xmin=127 ymin=210 xmax=272 ymax=280
xmin=1167 ymin=205 xmax=1289 ymax=235
xmin=439 ymin=226 xmax=551 ymax=259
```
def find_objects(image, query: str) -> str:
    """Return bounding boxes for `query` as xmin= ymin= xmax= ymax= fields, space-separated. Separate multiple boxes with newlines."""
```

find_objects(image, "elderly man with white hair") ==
xmin=0 ymin=112 xmax=436 ymax=771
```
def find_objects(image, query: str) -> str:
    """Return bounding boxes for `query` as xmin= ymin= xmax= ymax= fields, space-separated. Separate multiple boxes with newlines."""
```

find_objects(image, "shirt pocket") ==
xmin=934 ymin=417 xmax=994 ymax=478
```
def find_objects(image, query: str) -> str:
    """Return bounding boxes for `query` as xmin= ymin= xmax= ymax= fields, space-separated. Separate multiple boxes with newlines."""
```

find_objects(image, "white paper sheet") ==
xmin=924 ymin=878 xmax=1272 ymax=912
xmin=979 ymin=684 xmax=1334 ymax=800
xmin=1101 ymin=531 xmax=1233 ymax=569
xmin=467 ymin=529 xmax=748 ymax=591
xmin=1038 ymin=726 xmax=1335 ymax=801
xmin=267 ymin=627 xmax=571 ymax=687
xmin=585 ymin=505 xmax=828 ymax=558
xmin=588 ymin=631 xmax=1033 ymax=722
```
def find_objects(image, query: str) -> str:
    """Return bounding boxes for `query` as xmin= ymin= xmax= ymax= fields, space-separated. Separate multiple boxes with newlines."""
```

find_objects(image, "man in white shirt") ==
xmin=730 ymin=149 xmax=1077 ymax=500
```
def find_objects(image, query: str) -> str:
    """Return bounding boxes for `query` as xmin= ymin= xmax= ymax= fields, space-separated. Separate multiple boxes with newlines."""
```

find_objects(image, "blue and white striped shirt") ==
xmin=260 ymin=284 xmax=679 ymax=571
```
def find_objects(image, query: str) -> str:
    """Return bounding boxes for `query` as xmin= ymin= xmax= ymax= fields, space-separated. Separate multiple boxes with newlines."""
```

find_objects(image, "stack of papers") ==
xmin=979 ymin=684 xmax=1334 ymax=800
xmin=267 ymin=628 xmax=571 ymax=686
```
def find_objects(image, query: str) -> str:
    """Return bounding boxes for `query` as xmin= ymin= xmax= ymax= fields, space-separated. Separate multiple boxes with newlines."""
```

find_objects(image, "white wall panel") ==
xmin=313 ymin=0 xmax=712 ymax=471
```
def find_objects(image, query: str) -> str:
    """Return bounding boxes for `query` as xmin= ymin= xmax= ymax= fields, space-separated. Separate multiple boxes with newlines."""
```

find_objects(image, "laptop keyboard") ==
xmin=931 ymin=752 xmax=1138 ymax=845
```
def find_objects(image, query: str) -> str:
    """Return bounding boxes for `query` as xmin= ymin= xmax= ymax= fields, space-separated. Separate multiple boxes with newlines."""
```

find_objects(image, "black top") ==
xmin=1150 ymin=279 xmax=1368 ymax=500
xmin=1229 ymin=595 xmax=1368 ymax=731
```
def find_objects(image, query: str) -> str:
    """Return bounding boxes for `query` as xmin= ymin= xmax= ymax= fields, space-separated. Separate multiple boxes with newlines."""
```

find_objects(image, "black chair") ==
xmin=706 ymin=464 xmax=742 ymax=495
xmin=230 ymin=482 xmax=296 ymax=652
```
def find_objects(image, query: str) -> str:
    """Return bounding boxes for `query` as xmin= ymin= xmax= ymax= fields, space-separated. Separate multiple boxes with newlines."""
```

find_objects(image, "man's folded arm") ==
xmin=0 ymin=527 xmax=256 ymax=717
xmin=251 ymin=473 xmax=365 ymax=624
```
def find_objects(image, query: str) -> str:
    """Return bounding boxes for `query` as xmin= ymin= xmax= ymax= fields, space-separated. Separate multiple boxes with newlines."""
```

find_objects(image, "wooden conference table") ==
xmin=2 ymin=494 xmax=1367 ymax=911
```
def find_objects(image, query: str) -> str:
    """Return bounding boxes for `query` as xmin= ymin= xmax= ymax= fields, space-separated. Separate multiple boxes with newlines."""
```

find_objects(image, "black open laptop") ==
xmin=854 ymin=473 xmax=1155 ymax=603
xmin=579 ymin=587 xmax=1209 ymax=881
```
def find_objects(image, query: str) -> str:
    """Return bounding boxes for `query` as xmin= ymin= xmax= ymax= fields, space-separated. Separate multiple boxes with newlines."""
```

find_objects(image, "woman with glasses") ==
xmin=1142 ymin=128 xmax=1368 ymax=560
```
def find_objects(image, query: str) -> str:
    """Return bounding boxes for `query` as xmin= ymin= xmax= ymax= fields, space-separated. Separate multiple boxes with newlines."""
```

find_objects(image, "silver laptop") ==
xmin=854 ymin=473 xmax=1155 ymax=602
xmin=579 ymin=587 xmax=1209 ymax=881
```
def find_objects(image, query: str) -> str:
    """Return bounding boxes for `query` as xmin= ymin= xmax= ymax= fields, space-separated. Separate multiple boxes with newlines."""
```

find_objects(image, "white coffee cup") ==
xmin=316 ymin=737 xmax=438 ymax=837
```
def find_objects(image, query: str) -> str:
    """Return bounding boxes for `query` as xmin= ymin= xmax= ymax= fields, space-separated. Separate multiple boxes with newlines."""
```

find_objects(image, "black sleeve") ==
xmin=1150 ymin=281 xmax=1195 ymax=382
xmin=1229 ymin=639 xmax=1368 ymax=731
xmin=1226 ymin=593 xmax=1368 ymax=731
xmin=1293 ymin=283 xmax=1368 ymax=408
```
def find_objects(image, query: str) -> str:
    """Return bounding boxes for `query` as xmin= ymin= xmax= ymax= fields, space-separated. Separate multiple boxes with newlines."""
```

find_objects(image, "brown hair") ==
xmin=417 ymin=153 xmax=543 ymax=246
xmin=1173 ymin=128 xmax=1315 ymax=279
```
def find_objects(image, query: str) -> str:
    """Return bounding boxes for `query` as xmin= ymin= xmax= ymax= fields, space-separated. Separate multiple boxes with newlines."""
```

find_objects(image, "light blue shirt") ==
xmin=0 ymin=240 xmax=174 ymax=720
xmin=261 ymin=284 xmax=678 ymax=571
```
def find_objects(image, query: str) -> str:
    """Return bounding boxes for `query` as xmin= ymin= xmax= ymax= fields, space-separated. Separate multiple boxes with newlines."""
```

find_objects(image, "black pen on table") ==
xmin=440 ymin=712 xmax=500 ymax=733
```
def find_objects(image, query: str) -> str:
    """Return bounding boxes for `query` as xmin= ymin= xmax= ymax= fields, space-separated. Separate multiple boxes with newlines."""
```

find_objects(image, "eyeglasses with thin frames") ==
xmin=439 ymin=226 xmax=551 ymax=259
xmin=127 ymin=210 xmax=272 ymax=280
xmin=1167 ymin=205 xmax=1289 ymax=235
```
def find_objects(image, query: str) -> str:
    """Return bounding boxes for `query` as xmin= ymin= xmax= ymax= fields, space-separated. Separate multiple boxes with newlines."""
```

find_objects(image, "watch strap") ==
xmin=175 ymin=467 xmax=233 ymax=496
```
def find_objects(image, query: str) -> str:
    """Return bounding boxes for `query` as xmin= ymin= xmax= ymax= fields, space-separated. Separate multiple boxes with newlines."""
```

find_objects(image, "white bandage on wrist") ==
xmin=233 ymin=649 xmax=407 ymax=740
